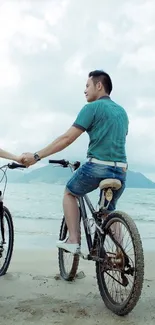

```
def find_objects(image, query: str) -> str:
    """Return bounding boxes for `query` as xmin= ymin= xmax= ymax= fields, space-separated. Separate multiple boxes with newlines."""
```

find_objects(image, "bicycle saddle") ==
xmin=99 ymin=178 xmax=121 ymax=190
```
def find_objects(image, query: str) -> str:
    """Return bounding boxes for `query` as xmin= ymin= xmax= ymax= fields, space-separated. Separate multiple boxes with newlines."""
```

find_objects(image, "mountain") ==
xmin=126 ymin=170 xmax=155 ymax=188
xmin=5 ymin=164 xmax=155 ymax=189
xmin=15 ymin=165 xmax=72 ymax=184
xmin=0 ymin=169 xmax=25 ymax=183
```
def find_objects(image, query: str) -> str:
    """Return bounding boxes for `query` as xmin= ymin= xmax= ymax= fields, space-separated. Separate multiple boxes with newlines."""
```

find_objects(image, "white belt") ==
xmin=89 ymin=158 xmax=127 ymax=168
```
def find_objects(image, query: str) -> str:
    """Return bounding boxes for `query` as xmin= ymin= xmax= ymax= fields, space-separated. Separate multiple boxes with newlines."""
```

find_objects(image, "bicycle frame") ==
xmin=0 ymin=162 xmax=26 ymax=249
xmin=0 ymin=191 xmax=5 ymax=246
xmin=49 ymin=159 xmax=128 ymax=260
xmin=78 ymin=193 xmax=131 ymax=266
xmin=78 ymin=194 xmax=101 ymax=252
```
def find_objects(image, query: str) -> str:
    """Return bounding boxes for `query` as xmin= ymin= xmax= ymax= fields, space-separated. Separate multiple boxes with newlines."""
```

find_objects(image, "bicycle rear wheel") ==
xmin=58 ymin=216 xmax=80 ymax=281
xmin=0 ymin=206 xmax=14 ymax=276
xmin=96 ymin=211 xmax=144 ymax=316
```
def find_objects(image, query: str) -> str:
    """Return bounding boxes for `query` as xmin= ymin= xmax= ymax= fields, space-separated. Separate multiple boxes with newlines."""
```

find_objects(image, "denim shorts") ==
xmin=66 ymin=161 xmax=127 ymax=211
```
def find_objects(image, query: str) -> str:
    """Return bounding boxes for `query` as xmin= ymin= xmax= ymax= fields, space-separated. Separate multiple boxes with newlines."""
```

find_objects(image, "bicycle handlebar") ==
xmin=49 ymin=159 xmax=80 ymax=170
xmin=49 ymin=159 xmax=69 ymax=167
xmin=0 ymin=162 xmax=26 ymax=196
xmin=8 ymin=162 xmax=26 ymax=169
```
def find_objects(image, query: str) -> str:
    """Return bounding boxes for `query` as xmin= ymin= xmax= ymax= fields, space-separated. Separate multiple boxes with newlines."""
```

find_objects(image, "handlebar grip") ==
xmin=8 ymin=162 xmax=27 ymax=169
xmin=49 ymin=159 xmax=66 ymax=164
xmin=49 ymin=159 xmax=69 ymax=167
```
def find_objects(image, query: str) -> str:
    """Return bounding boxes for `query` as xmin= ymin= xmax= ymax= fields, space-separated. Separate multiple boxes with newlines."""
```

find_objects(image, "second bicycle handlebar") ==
xmin=0 ymin=162 xmax=27 ymax=196
xmin=7 ymin=162 xmax=27 ymax=170
xmin=49 ymin=159 xmax=80 ymax=170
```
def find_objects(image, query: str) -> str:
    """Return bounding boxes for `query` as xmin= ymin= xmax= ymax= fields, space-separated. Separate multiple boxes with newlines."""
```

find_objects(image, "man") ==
xmin=0 ymin=148 xmax=23 ymax=163
xmin=22 ymin=70 xmax=129 ymax=254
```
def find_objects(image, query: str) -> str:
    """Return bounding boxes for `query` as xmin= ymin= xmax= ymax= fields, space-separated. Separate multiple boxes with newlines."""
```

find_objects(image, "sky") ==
xmin=0 ymin=0 xmax=155 ymax=180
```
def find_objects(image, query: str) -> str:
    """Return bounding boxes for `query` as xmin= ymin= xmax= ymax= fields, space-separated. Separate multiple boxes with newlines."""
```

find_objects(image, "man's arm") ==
xmin=22 ymin=103 xmax=96 ymax=166
xmin=38 ymin=126 xmax=84 ymax=159
xmin=22 ymin=126 xmax=84 ymax=166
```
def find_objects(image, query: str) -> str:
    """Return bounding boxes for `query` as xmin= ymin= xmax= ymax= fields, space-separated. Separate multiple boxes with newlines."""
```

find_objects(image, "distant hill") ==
xmin=126 ymin=170 xmax=155 ymax=188
xmin=5 ymin=164 xmax=155 ymax=189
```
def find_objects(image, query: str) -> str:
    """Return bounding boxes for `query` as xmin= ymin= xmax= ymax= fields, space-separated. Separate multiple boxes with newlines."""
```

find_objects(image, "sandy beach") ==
xmin=0 ymin=249 xmax=154 ymax=325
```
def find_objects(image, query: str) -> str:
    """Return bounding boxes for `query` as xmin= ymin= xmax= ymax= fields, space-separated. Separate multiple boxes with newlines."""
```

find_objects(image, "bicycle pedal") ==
xmin=121 ymin=273 xmax=129 ymax=287
xmin=79 ymin=252 xmax=88 ymax=260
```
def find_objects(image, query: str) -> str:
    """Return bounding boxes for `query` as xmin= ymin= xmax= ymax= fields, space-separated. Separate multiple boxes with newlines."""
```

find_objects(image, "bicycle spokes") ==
xmin=0 ymin=216 xmax=9 ymax=264
xmin=101 ymin=220 xmax=135 ymax=303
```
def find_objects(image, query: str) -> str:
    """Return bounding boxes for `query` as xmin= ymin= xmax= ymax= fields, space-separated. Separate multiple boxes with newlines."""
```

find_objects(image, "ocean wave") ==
xmin=134 ymin=217 xmax=155 ymax=223
xmin=134 ymin=202 xmax=155 ymax=210
xmin=13 ymin=215 xmax=155 ymax=225
xmin=13 ymin=215 xmax=62 ymax=221
xmin=142 ymin=236 xmax=155 ymax=240
xmin=14 ymin=229 xmax=57 ymax=236
xmin=134 ymin=202 xmax=151 ymax=206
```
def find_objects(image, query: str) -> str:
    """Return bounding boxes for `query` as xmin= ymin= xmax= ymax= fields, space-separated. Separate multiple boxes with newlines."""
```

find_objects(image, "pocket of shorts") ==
xmin=86 ymin=162 xmax=108 ymax=176
xmin=81 ymin=163 xmax=96 ymax=178
xmin=78 ymin=169 xmax=94 ymax=183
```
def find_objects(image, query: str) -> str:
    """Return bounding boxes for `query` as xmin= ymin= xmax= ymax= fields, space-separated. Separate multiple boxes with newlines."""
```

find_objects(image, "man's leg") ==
xmin=108 ymin=182 xmax=126 ymax=245
xmin=56 ymin=162 xmax=99 ymax=253
xmin=63 ymin=190 xmax=80 ymax=244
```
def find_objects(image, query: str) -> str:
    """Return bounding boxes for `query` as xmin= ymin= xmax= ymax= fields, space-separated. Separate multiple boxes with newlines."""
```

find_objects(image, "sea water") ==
xmin=3 ymin=183 xmax=155 ymax=252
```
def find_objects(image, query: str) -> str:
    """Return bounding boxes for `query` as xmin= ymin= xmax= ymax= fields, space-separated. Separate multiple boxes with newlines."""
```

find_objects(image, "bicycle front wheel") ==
xmin=0 ymin=206 xmax=14 ymax=276
xmin=58 ymin=216 xmax=80 ymax=281
xmin=96 ymin=211 xmax=144 ymax=316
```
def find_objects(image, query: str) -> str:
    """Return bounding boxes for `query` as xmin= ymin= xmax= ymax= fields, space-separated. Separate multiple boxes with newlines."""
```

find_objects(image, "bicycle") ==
xmin=0 ymin=162 xmax=26 ymax=276
xmin=49 ymin=158 xmax=144 ymax=316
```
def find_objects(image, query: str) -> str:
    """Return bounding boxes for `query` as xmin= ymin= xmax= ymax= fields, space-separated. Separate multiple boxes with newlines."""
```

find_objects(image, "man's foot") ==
xmin=56 ymin=238 xmax=81 ymax=254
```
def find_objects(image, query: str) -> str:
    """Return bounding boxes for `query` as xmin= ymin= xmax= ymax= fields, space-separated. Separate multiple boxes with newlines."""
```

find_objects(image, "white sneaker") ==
xmin=56 ymin=239 xmax=80 ymax=254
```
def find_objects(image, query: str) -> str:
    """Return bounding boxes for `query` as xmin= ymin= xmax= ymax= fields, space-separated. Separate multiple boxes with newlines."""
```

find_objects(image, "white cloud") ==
xmin=15 ymin=15 xmax=60 ymax=54
xmin=0 ymin=45 xmax=20 ymax=88
xmin=0 ymin=2 xmax=22 ymax=87
xmin=126 ymin=113 xmax=155 ymax=166
xmin=135 ymin=97 xmax=155 ymax=115
xmin=0 ymin=110 xmax=76 ymax=154
xmin=0 ymin=0 xmax=61 ymax=88
xmin=0 ymin=0 xmax=155 ymax=178
xmin=119 ymin=46 xmax=155 ymax=72
xmin=0 ymin=2 xmax=24 ymax=41
xmin=64 ymin=53 xmax=87 ymax=76
xmin=122 ymin=1 xmax=155 ymax=25
xmin=95 ymin=1 xmax=155 ymax=74
xmin=44 ymin=0 xmax=70 ymax=26
xmin=117 ymin=1 xmax=155 ymax=72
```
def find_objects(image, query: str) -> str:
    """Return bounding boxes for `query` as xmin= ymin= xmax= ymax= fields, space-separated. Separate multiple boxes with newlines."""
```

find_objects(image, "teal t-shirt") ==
xmin=73 ymin=96 xmax=129 ymax=163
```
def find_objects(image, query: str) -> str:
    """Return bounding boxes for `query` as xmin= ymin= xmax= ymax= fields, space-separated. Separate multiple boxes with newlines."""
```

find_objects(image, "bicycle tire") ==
xmin=0 ymin=206 xmax=14 ymax=276
xmin=96 ymin=211 xmax=144 ymax=316
xmin=58 ymin=216 xmax=80 ymax=281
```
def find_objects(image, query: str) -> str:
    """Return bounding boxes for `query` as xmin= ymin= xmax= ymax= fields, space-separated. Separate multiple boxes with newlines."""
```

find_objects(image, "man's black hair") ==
xmin=88 ymin=70 xmax=112 ymax=94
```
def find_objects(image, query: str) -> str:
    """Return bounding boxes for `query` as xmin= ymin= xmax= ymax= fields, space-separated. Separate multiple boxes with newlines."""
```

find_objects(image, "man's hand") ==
xmin=14 ymin=154 xmax=27 ymax=165
xmin=21 ymin=152 xmax=36 ymax=167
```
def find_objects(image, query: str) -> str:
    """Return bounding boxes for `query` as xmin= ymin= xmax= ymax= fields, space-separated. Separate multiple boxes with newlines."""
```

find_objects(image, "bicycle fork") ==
xmin=0 ymin=191 xmax=5 ymax=257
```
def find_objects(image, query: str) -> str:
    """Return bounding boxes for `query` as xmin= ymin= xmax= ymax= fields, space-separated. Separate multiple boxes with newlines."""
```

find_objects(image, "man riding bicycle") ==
xmin=22 ymin=70 xmax=129 ymax=254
